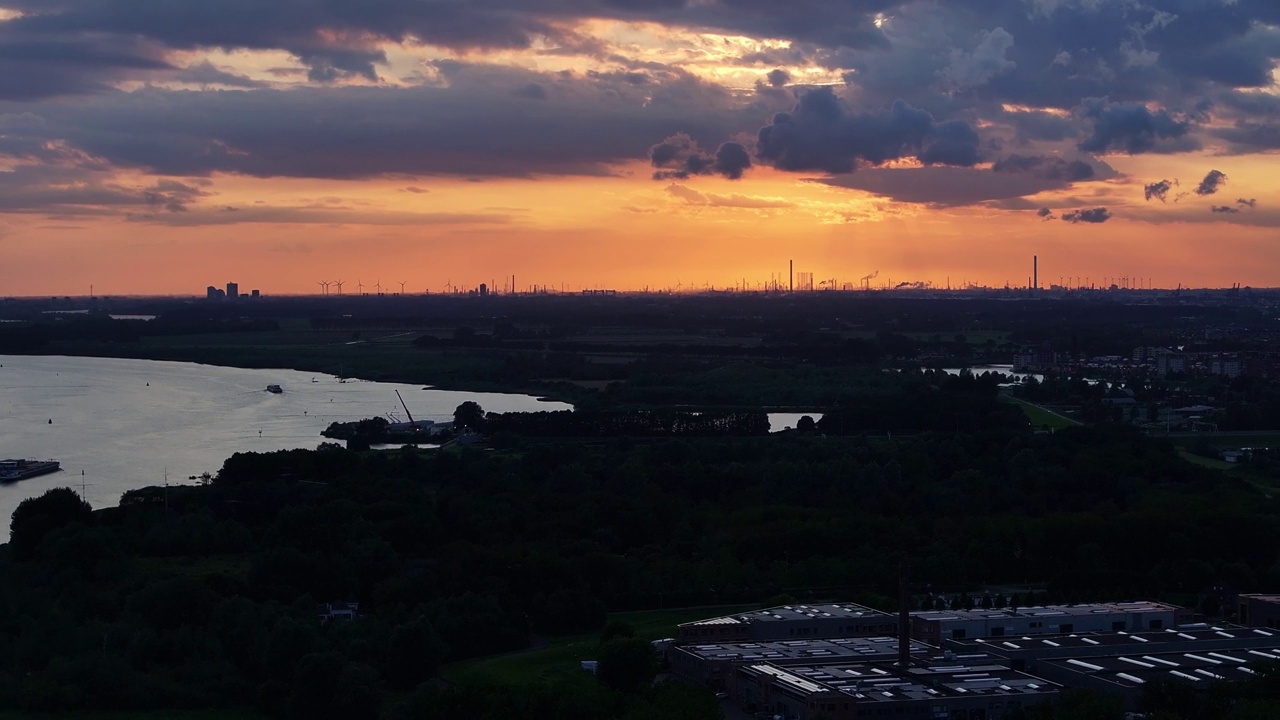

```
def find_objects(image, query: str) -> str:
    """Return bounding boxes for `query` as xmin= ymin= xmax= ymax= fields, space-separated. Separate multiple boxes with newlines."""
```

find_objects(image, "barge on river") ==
xmin=0 ymin=459 xmax=62 ymax=483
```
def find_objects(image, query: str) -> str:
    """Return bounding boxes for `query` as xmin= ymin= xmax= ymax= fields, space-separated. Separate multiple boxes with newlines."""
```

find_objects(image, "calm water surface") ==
xmin=0 ymin=355 xmax=569 ymax=519
xmin=767 ymin=413 xmax=824 ymax=432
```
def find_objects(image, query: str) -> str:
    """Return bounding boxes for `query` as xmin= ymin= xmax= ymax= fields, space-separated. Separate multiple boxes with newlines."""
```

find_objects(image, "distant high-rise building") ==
xmin=479 ymin=283 xmax=488 ymax=297
xmin=206 ymin=285 xmax=219 ymax=300
xmin=226 ymin=282 xmax=239 ymax=299
xmin=251 ymin=289 xmax=260 ymax=299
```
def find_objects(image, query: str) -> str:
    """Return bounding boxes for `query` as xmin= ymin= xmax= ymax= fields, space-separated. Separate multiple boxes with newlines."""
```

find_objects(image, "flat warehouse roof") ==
xmin=949 ymin=626 xmax=1279 ymax=654
xmin=739 ymin=659 xmax=1059 ymax=703
xmin=683 ymin=603 xmax=892 ymax=627
xmin=1039 ymin=644 xmax=1280 ymax=689
xmin=678 ymin=636 xmax=932 ymax=663
xmin=913 ymin=602 xmax=1182 ymax=623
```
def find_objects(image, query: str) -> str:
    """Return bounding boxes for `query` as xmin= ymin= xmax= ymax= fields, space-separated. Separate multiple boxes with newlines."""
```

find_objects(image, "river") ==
xmin=0 ymin=355 xmax=569 ymax=520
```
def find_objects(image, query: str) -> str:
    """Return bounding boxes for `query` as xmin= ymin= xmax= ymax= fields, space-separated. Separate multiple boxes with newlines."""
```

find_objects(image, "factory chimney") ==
xmin=789 ymin=260 xmax=794 ymax=293
xmin=899 ymin=560 xmax=911 ymax=669
xmin=1033 ymin=255 xmax=1038 ymax=291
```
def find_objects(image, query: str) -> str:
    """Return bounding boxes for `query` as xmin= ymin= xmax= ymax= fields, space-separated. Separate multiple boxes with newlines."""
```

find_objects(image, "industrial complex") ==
xmin=668 ymin=600 xmax=1279 ymax=719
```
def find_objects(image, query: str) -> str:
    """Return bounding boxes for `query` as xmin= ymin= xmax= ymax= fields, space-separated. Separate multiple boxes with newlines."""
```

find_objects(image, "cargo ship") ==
xmin=0 ymin=459 xmax=62 ymax=483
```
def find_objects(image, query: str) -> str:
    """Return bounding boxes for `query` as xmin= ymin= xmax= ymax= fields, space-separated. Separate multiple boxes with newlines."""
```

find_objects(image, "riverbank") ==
xmin=0 ymin=354 xmax=569 ymax=519
xmin=36 ymin=338 xmax=590 ymax=405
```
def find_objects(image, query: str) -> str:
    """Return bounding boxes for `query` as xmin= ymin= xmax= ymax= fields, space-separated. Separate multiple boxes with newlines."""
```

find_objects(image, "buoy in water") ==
xmin=48 ymin=418 xmax=52 ymax=424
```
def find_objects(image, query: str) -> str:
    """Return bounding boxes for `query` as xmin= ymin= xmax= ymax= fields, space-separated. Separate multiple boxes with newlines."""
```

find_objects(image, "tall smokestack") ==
xmin=899 ymin=560 xmax=911 ymax=669
xmin=789 ymin=260 xmax=794 ymax=293
xmin=1033 ymin=256 xmax=1038 ymax=291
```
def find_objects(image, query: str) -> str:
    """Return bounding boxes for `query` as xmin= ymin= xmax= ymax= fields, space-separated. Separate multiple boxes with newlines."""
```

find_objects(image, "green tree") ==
xmin=10 ymin=487 xmax=92 ymax=560
xmin=453 ymin=401 xmax=485 ymax=431
xmin=624 ymin=681 xmax=724 ymax=720
xmin=600 ymin=620 xmax=637 ymax=645
xmin=597 ymin=637 xmax=656 ymax=693
xmin=385 ymin=618 xmax=447 ymax=691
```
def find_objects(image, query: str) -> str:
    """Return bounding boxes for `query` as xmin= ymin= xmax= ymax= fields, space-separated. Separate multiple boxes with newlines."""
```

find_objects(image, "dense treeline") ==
xmin=0 ymin=420 xmax=1276 ymax=716
xmin=0 ymin=315 xmax=281 ymax=356
xmin=482 ymin=409 xmax=770 ymax=437
xmin=818 ymin=370 xmax=1025 ymax=434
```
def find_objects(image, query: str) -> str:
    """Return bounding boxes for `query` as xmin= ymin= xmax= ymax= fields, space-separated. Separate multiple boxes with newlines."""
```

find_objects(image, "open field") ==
xmin=444 ymin=604 xmax=756 ymax=685
xmin=1000 ymin=395 xmax=1080 ymax=429
xmin=1177 ymin=451 xmax=1237 ymax=471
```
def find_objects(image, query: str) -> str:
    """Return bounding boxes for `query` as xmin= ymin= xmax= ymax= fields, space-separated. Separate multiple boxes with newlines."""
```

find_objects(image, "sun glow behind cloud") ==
xmin=1 ymin=0 xmax=1280 ymax=294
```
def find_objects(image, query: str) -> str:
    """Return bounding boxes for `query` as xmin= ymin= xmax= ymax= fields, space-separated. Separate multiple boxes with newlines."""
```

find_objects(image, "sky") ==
xmin=2 ymin=0 xmax=1279 ymax=296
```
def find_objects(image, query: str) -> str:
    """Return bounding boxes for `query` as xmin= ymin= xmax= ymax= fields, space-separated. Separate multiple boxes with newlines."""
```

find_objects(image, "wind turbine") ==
xmin=374 ymin=279 xmax=383 ymax=296
xmin=356 ymin=279 xmax=364 ymax=295
xmin=334 ymin=279 xmax=344 ymax=295
xmin=398 ymin=281 xmax=407 ymax=295
xmin=317 ymin=280 xmax=330 ymax=296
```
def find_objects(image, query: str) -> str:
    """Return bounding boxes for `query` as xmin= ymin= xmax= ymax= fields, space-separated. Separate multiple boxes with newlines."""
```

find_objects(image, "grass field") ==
xmin=1000 ymin=395 xmax=1080 ymax=429
xmin=444 ymin=604 xmax=756 ymax=685
xmin=1177 ymin=451 xmax=1237 ymax=471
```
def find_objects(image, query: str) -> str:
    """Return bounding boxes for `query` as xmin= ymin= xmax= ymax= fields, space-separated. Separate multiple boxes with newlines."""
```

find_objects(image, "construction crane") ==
xmin=394 ymin=390 xmax=418 ymax=431
xmin=860 ymin=270 xmax=879 ymax=291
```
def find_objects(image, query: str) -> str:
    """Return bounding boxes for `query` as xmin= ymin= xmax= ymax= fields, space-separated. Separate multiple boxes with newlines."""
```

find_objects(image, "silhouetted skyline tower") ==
xmin=226 ymin=282 xmax=239 ymax=299
xmin=789 ymin=259 xmax=794 ymax=293
xmin=1033 ymin=256 xmax=1038 ymax=291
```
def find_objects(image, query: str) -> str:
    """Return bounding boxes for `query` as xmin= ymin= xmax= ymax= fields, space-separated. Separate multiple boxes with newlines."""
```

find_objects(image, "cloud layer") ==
xmin=0 ymin=0 xmax=1278 ymax=218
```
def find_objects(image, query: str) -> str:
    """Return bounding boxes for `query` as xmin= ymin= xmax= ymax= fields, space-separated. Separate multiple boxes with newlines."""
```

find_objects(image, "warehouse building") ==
xmin=911 ymin=601 xmax=1192 ymax=645
xmin=944 ymin=624 xmax=1280 ymax=673
xmin=1033 ymin=641 xmax=1280 ymax=707
xmin=732 ymin=656 xmax=1059 ymax=720
xmin=669 ymin=636 xmax=932 ymax=690
xmin=677 ymin=603 xmax=896 ymax=644
xmin=1237 ymin=594 xmax=1280 ymax=629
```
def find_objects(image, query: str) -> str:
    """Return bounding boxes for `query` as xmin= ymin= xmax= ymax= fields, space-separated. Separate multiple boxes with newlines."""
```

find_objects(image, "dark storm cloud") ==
xmin=648 ymin=133 xmax=752 ymax=180
xmin=1037 ymin=207 xmax=1055 ymax=221
xmin=1216 ymin=122 xmax=1280 ymax=152
xmin=171 ymin=61 xmax=267 ymax=89
xmin=1002 ymin=110 xmax=1078 ymax=144
xmin=514 ymin=83 xmax=548 ymax=99
xmin=992 ymin=155 xmax=1093 ymax=182
xmin=1077 ymin=98 xmax=1194 ymax=154
xmin=0 ymin=64 xmax=752 ymax=181
xmin=755 ymin=89 xmax=981 ymax=174
xmin=0 ymin=28 xmax=172 ymax=99
xmin=1211 ymin=205 xmax=1239 ymax=214
xmin=1 ymin=0 xmax=1278 ymax=109
xmin=1194 ymin=169 xmax=1228 ymax=196
xmin=142 ymin=178 xmax=213 ymax=212
xmin=1144 ymin=179 xmax=1175 ymax=202
xmin=0 ymin=0 xmax=898 ymax=94
xmin=1061 ymin=208 xmax=1111 ymax=224
xmin=2 ymin=0 xmax=1280 ymax=203
xmin=0 ymin=163 xmax=210 ymax=216
xmin=818 ymin=166 xmax=1075 ymax=207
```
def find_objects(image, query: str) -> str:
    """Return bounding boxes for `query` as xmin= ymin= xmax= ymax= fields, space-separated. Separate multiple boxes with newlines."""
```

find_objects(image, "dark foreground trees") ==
xmin=0 ymin=419 xmax=1276 ymax=717
xmin=9 ymin=487 xmax=92 ymax=560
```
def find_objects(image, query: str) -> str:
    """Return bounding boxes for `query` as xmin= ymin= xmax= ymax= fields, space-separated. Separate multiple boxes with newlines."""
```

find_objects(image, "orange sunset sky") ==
xmin=1 ymin=1 xmax=1279 ymax=296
